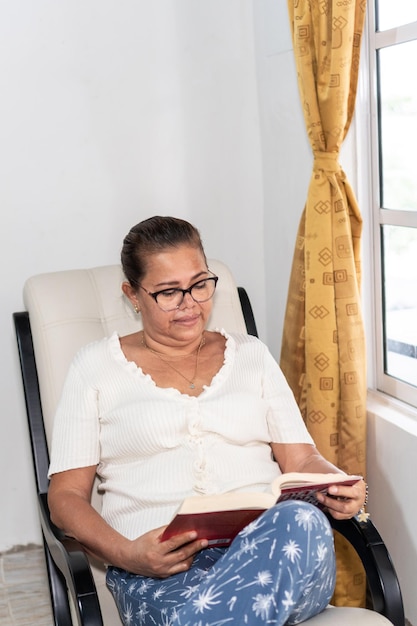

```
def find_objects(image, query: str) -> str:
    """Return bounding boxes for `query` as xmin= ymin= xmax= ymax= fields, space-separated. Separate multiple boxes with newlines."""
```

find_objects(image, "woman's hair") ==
xmin=121 ymin=216 xmax=207 ymax=287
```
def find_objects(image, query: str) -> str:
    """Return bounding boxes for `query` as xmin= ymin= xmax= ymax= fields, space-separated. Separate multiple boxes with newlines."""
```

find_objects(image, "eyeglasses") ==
xmin=139 ymin=275 xmax=218 ymax=312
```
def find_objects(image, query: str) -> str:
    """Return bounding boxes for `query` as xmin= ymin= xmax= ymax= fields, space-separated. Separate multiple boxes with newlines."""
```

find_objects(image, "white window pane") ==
xmin=383 ymin=225 xmax=417 ymax=388
xmin=379 ymin=41 xmax=417 ymax=211
xmin=377 ymin=0 xmax=417 ymax=30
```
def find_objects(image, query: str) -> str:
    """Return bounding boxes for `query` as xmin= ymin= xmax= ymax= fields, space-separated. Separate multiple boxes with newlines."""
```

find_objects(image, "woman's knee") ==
xmin=256 ymin=500 xmax=332 ymax=534
xmin=235 ymin=500 xmax=335 ymax=568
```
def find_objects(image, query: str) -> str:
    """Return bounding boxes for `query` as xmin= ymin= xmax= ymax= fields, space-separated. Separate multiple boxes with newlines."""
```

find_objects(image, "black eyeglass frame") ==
xmin=139 ymin=274 xmax=219 ymax=311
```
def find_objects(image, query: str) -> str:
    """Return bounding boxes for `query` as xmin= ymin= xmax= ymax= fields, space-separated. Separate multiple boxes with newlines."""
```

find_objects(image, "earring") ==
xmin=133 ymin=303 xmax=140 ymax=315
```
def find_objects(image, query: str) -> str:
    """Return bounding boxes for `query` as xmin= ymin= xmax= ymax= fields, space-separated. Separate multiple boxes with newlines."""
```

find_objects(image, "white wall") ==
xmin=253 ymin=0 xmax=311 ymax=360
xmin=0 ymin=0 xmax=314 ymax=552
xmin=2 ymin=3 xmax=416 ymax=624
xmin=1 ymin=0 xmax=265 ymax=551
xmin=367 ymin=393 xmax=417 ymax=626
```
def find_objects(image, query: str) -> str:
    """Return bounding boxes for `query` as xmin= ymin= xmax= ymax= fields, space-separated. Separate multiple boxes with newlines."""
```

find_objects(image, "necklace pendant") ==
xmin=189 ymin=383 xmax=195 ymax=389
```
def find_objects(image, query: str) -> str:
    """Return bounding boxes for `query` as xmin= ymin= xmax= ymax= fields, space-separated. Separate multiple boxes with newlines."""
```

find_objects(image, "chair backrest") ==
xmin=22 ymin=260 xmax=249 ymax=625
xmin=23 ymin=259 xmax=247 ymax=454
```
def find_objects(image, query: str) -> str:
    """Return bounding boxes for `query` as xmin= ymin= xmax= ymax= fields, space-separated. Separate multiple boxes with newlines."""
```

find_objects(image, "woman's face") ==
xmin=126 ymin=245 xmax=213 ymax=347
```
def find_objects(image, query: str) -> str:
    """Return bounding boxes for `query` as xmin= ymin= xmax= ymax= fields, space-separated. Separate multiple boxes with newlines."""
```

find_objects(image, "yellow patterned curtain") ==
xmin=280 ymin=0 xmax=367 ymax=607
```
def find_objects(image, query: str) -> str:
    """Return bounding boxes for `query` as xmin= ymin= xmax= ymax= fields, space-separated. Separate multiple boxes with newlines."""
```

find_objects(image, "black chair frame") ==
xmin=13 ymin=289 xmax=405 ymax=626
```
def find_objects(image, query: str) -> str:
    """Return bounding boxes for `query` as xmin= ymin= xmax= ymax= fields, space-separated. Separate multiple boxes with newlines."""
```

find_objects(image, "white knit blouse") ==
xmin=49 ymin=330 xmax=314 ymax=540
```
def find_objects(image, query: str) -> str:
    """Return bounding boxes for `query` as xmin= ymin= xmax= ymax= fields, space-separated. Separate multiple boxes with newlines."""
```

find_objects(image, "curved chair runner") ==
xmin=14 ymin=261 xmax=405 ymax=626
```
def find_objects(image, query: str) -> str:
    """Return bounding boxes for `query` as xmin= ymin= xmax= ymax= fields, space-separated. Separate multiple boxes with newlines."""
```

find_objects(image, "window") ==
xmin=368 ymin=1 xmax=417 ymax=407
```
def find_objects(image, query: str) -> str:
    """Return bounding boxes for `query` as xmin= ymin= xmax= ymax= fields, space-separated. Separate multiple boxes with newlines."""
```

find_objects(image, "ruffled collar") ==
xmin=108 ymin=328 xmax=235 ymax=398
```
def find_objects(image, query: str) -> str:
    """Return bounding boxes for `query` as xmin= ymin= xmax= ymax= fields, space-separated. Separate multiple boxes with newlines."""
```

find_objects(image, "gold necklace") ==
xmin=142 ymin=333 xmax=206 ymax=390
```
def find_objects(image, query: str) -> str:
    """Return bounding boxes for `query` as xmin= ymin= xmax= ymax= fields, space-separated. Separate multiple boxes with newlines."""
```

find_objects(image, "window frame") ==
xmin=366 ymin=3 xmax=417 ymax=409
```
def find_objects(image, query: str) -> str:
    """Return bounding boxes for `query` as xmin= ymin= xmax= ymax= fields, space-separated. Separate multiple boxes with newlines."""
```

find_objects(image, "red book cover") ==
xmin=161 ymin=473 xmax=361 ymax=547
xmin=162 ymin=508 xmax=264 ymax=547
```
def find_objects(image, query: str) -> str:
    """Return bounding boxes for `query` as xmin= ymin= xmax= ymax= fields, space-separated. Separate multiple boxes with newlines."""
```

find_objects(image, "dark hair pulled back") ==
xmin=121 ymin=216 xmax=206 ymax=287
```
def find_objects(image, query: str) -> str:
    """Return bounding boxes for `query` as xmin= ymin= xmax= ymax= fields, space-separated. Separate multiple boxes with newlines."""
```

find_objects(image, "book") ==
xmin=161 ymin=472 xmax=361 ymax=547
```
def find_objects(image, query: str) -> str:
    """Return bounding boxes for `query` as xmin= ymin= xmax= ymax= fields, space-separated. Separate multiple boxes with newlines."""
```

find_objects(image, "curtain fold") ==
xmin=281 ymin=0 xmax=367 ymax=607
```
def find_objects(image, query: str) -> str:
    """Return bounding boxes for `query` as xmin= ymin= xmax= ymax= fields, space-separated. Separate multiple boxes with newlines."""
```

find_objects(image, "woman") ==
xmin=48 ymin=216 xmax=366 ymax=625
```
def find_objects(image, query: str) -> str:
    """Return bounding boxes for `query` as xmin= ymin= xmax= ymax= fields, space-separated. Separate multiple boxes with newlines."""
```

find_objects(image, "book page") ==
xmin=271 ymin=472 xmax=361 ymax=497
xmin=176 ymin=473 xmax=361 ymax=515
xmin=178 ymin=490 xmax=276 ymax=515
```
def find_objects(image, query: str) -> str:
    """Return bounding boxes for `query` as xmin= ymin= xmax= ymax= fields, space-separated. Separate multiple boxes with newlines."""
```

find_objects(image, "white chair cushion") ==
xmin=23 ymin=259 xmax=247 ymax=450
xmin=24 ymin=260 xmax=247 ymax=626
xmin=306 ymin=606 xmax=393 ymax=625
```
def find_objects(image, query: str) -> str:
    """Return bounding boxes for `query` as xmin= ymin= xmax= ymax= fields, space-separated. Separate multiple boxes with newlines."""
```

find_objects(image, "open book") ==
xmin=161 ymin=472 xmax=361 ymax=547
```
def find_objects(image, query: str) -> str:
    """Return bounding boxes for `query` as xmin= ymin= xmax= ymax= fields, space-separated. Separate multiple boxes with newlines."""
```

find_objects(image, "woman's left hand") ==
xmin=315 ymin=478 xmax=367 ymax=520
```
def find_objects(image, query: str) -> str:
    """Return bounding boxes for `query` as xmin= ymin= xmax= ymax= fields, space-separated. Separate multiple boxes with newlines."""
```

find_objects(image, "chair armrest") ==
xmin=329 ymin=515 xmax=405 ymax=626
xmin=38 ymin=492 xmax=103 ymax=626
xmin=14 ymin=310 xmax=103 ymax=624
xmin=237 ymin=287 xmax=258 ymax=337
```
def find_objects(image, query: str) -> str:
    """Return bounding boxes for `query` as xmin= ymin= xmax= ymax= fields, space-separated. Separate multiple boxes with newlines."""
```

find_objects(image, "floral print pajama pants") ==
xmin=106 ymin=500 xmax=336 ymax=625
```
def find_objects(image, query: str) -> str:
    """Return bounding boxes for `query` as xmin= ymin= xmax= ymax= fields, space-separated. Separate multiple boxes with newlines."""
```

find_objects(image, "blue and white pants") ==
xmin=106 ymin=501 xmax=336 ymax=625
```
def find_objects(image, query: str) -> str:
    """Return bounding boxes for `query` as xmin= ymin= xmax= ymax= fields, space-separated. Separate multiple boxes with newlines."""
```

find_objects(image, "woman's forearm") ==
xmin=48 ymin=467 xmax=133 ymax=569
xmin=48 ymin=487 xmax=132 ymax=567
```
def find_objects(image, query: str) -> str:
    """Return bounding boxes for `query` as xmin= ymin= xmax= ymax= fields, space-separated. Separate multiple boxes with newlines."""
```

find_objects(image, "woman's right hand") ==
xmin=124 ymin=527 xmax=208 ymax=578
xmin=49 ymin=468 xmax=208 ymax=578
